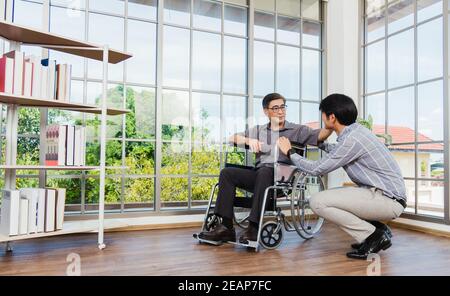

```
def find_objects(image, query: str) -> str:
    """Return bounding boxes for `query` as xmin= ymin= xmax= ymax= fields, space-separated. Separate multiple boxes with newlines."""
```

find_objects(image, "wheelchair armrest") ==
xmin=225 ymin=163 xmax=254 ymax=170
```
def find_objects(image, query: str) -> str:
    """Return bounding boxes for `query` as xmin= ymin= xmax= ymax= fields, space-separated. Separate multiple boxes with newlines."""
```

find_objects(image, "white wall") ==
xmin=324 ymin=0 xmax=360 ymax=188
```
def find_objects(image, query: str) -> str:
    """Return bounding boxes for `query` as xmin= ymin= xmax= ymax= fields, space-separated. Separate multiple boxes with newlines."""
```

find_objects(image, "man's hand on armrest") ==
xmin=230 ymin=135 xmax=263 ymax=153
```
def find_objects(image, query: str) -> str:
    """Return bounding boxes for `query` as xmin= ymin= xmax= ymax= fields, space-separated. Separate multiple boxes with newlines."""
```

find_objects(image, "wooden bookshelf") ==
xmin=0 ymin=19 xmax=132 ymax=251
xmin=0 ymin=20 xmax=132 ymax=64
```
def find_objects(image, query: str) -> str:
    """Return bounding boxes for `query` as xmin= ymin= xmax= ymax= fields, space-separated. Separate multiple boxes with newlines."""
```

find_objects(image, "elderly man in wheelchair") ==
xmin=193 ymin=93 xmax=332 ymax=250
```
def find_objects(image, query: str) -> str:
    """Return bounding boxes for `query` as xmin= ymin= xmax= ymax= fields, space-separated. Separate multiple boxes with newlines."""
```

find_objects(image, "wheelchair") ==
xmin=193 ymin=142 xmax=326 ymax=251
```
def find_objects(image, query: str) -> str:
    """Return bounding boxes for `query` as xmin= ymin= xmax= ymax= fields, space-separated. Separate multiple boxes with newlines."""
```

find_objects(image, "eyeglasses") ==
xmin=267 ymin=105 xmax=288 ymax=113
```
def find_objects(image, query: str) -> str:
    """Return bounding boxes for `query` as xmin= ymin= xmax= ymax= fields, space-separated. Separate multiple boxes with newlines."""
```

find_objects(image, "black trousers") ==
xmin=214 ymin=166 xmax=274 ymax=225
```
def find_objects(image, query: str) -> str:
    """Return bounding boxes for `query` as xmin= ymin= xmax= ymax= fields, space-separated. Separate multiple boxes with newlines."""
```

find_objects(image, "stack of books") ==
xmin=0 ymin=50 xmax=72 ymax=101
xmin=45 ymin=124 xmax=86 ymax=166
xmin=0 ymin=188 xmax=66 ymax=236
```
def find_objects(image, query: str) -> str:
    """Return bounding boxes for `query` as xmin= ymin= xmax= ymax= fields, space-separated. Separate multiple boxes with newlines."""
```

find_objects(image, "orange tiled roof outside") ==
xmin=303 ymin=122 xmax=443 ymax=151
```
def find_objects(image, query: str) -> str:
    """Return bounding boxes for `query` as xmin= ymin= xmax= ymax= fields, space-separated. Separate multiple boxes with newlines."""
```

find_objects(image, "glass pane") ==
xmin=13 ymin=0 xmax=43 ymax=29
xmin=366 ymin=40 xmax=385 ymax=93
xmin=161 ymin=178 xmax=188 ymax=209
xmin=85 ymin=177 xmax=122 ymax=208
xmin=89 ymin=0 xmax=124 ymax=14
xmin=126 ymin=87 xmax=156 ymax=139
xmin=125 ymin=178 xmax=154 ymax=209
xmin=125 ymin=141 xmax=155 ymax=175
xmin=277 ymin=45 xmax=300 ymax=99
xmin=88 ymin=13 xmax=124 ymax=81
xmin=191 ymin=177 xmax=219 ymax=207
xmin=389 ymin=144 xmax=415 ymax=178
xmin=302 ymin=49 xmax=320 ymax=101
xmin=302 ymin=0 xmax=320 ymax=21
xmin=128 ymin=0 xmax=157 ymax=20
xmin=387 ymin=0 xmax=414 ymax=34
xmin=418 ymin=144 xmax=444 ymax=179
xmin=223 ymin=36 xmax=247 ymax=94
xmin=255 ymin=0 xmax=274 ymax=12
xmin=388 ymin=29 xmax=414 ymax=89
xmin=365 ymin=93 xmax=385 ymax=129
xmin=277 ymin=16 xmax=301 ymax=45
xmin=223 ymin=96 xmax=247 ymax=140
xmin=417 ymin=180 xmax=444 ymax=217
xmin=224 ymin=4 xmax=247 ymax=36
xmin=192 ymin=144 xmax=220 ymax=175
xmin=163 ymin=26 xmax=190 ymax=88
xmin=418 ymin=80 xmax=444 ymax=142
xmin=164 ymin=0 xmax=191 ymax=26
xmin=303 ymin=20 xmax=320 ymax=48
xmin=192 ymin=93 xmax=221 ymax=143
xmin=192 ymin=31 xmax=221 ymax=91
xmin=301 ymin=102 xmax=319 ymax=125
xmin=50 ymin=5 xmax=86 ymax=78
xmin=286 ymin=101 xmax=300 ymax=123
xmin=253 ymin=98 xmax=267 ymax=126
xmin=418 ymin=18 xmax=443 ymax=82
xmin=193 ymin=0 xmax=221 ymax=31
xmin=388 ymin=87 xmax=414 ymax=143
xmin=127 ymin=20 xmax=156 ymax=85
xmin=162 ymin=143 xmax=189 ymax=175
xmin=278 ymin=0 xmax=300 ymax=18
xmin=162 ymin=90 xmax=190 ymax=141
xmin=254 ymin=11 xmax=275 ymax=41
xmin=254 ymin=41 xmax=275 ymax=96
xmin=366 ymin=0 xmax=385 ymax=43
xmin=418 ymin=0 xmax=443 ymax=23
xmin=106 ymin=140 xmax=123 ymax=166
xmin=51 ymin=0 xmax=86 ymax=9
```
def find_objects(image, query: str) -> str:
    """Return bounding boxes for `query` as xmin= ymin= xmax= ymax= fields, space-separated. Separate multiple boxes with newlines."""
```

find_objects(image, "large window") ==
xmin=363 ymin=0 xmax=447 ymax=220
xmin=1 ymin=0 xmax=323 ymax=215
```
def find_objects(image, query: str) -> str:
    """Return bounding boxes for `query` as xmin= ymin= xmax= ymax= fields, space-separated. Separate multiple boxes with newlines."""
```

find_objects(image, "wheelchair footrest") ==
xmin=228 ymin=240 xmax=259 ymax=249
xmin=193 ymin=233 xmax=224 ymax=246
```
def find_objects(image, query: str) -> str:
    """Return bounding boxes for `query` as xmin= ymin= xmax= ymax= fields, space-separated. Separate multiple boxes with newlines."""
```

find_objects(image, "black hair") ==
xmin=319 ymin=94 xmax=358 ymax=126
xmin=262 ymin=93 xmax=286 ymax=109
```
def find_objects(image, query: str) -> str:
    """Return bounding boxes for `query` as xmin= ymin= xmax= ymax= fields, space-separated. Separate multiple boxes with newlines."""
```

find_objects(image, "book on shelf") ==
xmin=45 ymin=124 xmax=85 ymax=166
xmin=4 ymin=50 xmax=25 ymax=96
xmin=22 ymin=61 xmax=33 ymax=97
xmin=53 ymin=188 xmax=66 ymax=231
xmin=44 ymin=188 xmax=56 ymax=233
xmin=0 ymin=51 xmax=71 ymax=101
xmin=19 ymin=188 xmax=39 ymax=234
xmin=18 ymin=198 xmax=29 ymax=235
xmin=0 ymin=55 xmax=14 ymax=93
xmin=0 ymin=190 xmax=20 ymax=236
xmin=41 ymin=59 xmax=57 ymax=100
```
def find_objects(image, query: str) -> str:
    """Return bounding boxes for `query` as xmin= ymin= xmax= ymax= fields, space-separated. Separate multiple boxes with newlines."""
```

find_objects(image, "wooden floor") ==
xmin=1 ymin=222 xmax=450 ymax=276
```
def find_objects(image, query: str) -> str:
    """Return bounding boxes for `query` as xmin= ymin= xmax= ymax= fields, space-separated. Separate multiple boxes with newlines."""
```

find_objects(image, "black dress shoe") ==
xmin=351 ymin=222 xmax=393 ymax=249
xmin=239 ymin=226 xmax=258 ymax=243
xmin=198 ymin=224 xmax=236 ymax=242
xmin=347 ymin=229 xmax=392 ymax=260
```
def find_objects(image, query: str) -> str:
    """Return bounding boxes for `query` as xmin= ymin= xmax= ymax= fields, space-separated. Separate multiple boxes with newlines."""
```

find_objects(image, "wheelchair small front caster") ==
xmin=260 ymin=221 xmax=283 ymax=250
xmin=98 ymin=243 xmax=106 ymax=250
xmin=5 ymin=242 xmax=13 ymax=253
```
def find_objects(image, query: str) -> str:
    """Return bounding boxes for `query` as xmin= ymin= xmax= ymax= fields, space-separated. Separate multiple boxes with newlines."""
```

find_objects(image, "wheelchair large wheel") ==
xmin=289 ymin=172 xmax=325 ymax=240
xmin=259 ymin=221 xmax=283 ymax=250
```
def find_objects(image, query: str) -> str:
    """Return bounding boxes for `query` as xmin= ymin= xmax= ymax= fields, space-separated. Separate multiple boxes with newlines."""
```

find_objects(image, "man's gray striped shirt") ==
xmin=290 ymin=123 xmax=407 ymax=201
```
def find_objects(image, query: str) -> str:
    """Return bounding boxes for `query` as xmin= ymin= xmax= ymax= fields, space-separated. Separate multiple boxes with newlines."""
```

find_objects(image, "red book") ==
xmin=0 ymin=55 xmax=14 ymax=93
